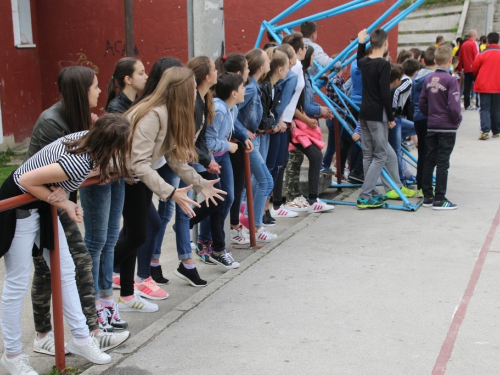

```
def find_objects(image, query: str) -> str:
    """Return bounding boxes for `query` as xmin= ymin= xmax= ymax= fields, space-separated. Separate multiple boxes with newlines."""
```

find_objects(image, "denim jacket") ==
xmin=206 ymin=98 xmax=248 ymax=154
xmin=236 ymin=76 xmax=263 ymax=134
xmin=304 ymin=73 xmax=321 ymax=118
xmin=273 ymin=70 xmax=298 ymax=125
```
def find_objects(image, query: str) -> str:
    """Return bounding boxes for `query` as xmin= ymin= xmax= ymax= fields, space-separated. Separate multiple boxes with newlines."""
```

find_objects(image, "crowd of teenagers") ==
xmin=0 ymin=17 xmax=481 ymax=373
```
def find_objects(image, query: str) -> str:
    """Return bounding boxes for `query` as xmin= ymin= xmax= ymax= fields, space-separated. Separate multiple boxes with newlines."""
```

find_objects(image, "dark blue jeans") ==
xmin=322 ymin=119 xmax=343 ymax=170
xmin=479 ymin=93 xmax=500 ymax=134
xmin=267 ymin=130 xmax=289 ymax=206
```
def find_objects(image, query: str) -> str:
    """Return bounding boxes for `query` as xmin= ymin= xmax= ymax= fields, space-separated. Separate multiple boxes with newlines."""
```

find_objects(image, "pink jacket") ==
xmin=289 ymin=119 xmax=325 ymax=151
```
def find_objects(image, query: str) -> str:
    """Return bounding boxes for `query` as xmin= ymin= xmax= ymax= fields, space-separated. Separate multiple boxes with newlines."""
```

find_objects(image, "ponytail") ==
xmin=214 ymin=53 xmax=246 ymax=75
xmin=105 ymin=57 xmax=140 ymax=111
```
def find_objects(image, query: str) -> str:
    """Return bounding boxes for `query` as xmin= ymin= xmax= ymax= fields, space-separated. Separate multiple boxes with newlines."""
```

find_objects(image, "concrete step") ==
xmin=398 ymin=32 xmax=456 ymax=45
xmin=399 ymin=44 xmax=438 ymax=52
xmin=494 ymin=22 xmax=500 ymax=30
xmin=399 ymin=14 xmax=460 ymax=33
xmin=406 ymin=5 xmax=463 ymax=19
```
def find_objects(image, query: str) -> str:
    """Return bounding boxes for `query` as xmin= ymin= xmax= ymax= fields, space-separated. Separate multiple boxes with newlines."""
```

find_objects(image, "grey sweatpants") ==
xmin=359 ymin=120 xmax=402 ymax=199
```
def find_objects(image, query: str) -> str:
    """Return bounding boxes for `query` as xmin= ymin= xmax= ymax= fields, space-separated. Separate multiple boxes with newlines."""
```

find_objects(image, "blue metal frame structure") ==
xmin=254 ymin=0 xmax=425 ymax=211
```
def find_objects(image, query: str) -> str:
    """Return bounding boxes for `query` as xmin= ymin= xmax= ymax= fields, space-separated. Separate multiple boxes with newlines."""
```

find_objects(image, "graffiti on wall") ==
xmin=58 ymin=53 xmax=99 ymax=73
xmin=104 ymin=40 xmax=139 ymax=57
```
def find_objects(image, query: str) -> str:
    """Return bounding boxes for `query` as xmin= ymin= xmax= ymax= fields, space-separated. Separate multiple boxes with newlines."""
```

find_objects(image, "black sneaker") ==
xmin=262 ymin=210 xmax=276 ymax=227
xmin=105 ymin=303 xmax=128 ymax=330
xmin=150 ymin=265 xmax=169 ymax=285
xmin=433 ymin=199 xmax=457 ymax=210
xmin=348 ymin=170 xmax=364 ymax=183
xmin=209 ymin=251 xmax=240 ymax=269
xmin=423 ymin=197 xmax=434 ymax=208
xmin=174 ymin=263 xmax=207 ymax=287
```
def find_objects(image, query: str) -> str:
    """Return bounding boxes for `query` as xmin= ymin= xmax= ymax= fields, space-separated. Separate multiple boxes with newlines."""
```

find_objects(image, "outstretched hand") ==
xmin=200 ymin=178 xmax=227 ymax=207
xmin=172 ymin=185 xmax=200 ymax=218
xmin=358 ymin=29 xmax=369 ymax=44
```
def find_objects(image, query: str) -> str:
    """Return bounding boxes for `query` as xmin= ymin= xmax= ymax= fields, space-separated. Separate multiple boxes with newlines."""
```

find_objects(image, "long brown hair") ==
xmin=126 ymin=67 xmax=197 ymax=163
xmin=245 ymin=48 xmax=266 ymax=77
xmin=187 ymin=56 xmax=215 ymax=124
xmin=260 ymin=49 xmax=289 ymax=82
xmin=105 ymin=57 xmax=140 ymax=111
xmin=63 ymin=114 xmax=132 ymax=183
xmin=57 ymin=66 xmax=95 ymax=133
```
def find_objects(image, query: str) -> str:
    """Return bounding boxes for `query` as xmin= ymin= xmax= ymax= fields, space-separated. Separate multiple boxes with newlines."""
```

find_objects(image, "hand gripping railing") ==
xmin=0 ymin=176 xmax=101 ymax=371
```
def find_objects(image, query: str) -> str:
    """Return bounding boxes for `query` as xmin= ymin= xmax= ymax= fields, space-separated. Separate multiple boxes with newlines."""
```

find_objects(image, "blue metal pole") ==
xmin=269 ymin=0 xmax=311 ymax=25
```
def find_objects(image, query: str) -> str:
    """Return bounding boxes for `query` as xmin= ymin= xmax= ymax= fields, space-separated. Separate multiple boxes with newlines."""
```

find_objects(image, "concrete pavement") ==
xmin=85 ymin=110 xmax=500 ymax=375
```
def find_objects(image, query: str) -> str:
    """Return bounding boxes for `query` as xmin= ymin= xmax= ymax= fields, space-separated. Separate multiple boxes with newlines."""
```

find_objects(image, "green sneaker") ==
xmin=416 ymin=189 xmax=423 ymax=198
xmin=386 ymin=186 xmax=416 ymax=200
xmin=479 ymin=132 xmax=489 ymax=140
xmin=357 ymin=197 xmax=384 ymax=209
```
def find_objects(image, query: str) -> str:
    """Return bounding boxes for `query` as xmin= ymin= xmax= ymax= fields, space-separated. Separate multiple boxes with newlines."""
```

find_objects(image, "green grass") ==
xmin=0 ymin=150 xmax=19 ymax=185
xmin=43 ymin=367 xmax=83 ymax=375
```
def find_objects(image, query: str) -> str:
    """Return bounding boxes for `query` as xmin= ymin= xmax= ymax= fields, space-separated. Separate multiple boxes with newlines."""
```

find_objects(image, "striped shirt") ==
xmin=14 ymin=131 xmax=93 ymax=194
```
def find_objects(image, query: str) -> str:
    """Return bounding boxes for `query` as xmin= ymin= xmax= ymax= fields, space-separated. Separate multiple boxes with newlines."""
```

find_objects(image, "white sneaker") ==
xmin=65 ymin=337 xmax=111 ymax=365
xmin=33 ymin=331 xmax=69 ymax=356
xmin=307 ymin=198 xmax=334 ymax=213
xmin=97 ymin=306 xmax=114 ymax=332
xmin=270 ymin=205 xmax=298 ymax=218
xmin=256 ymin=227 xmax=277 ymax=242
xmin=285 ymin=197 xmax=309 ymax=212
xmin=92 ymin=330 xmax=130 ymax=352
xmin=230 ymin=226 xmax=250 ymax=245
xmin=1 ymin=353 xmax=38 ymax=375
xmin=117 ymin=292 xmax=159 ymax=313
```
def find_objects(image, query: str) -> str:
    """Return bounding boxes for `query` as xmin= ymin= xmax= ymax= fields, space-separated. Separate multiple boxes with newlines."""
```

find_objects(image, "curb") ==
xmin=81 ymin=212 xmax=321 ymax=374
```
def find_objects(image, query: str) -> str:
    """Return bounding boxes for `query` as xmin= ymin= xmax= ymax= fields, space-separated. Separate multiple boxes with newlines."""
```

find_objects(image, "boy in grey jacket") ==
xmin=419 ymin=45 xmax=462 ymax=210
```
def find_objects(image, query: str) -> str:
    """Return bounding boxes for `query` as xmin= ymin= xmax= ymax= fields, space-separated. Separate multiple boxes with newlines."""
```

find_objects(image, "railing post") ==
xmin=242 ymin=148 xmax=257 ymax=247
xmin=50 ymin=206 xmax=66 ymax=370
xmin=334 ymin=118 xmax=342 ymax=191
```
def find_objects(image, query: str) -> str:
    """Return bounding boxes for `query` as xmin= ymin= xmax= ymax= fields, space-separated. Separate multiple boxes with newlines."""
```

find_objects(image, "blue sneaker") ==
xmin=404 ymin=175 xmax=417 ymax=185
xmin=357 ymin=197 xmax=384 ymax=209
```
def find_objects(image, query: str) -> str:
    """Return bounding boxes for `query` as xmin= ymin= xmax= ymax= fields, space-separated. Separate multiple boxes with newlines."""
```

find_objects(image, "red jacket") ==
xmin=458 ymin=39 xmax=479 ymax=73
xmin=472 ymin=45 xmax=500 ymax=93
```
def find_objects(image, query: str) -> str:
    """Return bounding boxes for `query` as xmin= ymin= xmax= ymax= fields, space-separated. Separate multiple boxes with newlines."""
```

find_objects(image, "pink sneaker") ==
xmin=240 ymin=202 xmax=246 ymax=215
xmin=134 ymin=277 xmax=169 ymax=300
xmin=239 ymin=214 xmax=250 ymax=229
xmin=112 ymin=274 xmax=120 ymax=289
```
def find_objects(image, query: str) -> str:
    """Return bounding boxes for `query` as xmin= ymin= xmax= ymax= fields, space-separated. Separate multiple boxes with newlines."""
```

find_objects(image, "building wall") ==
xmin=225 ymin=0 xmax=399 ymax=62
xmin=35 ymin=0 xmax=189 ymax=114
xmin=0 ymin=0 xmax=43 ymax=142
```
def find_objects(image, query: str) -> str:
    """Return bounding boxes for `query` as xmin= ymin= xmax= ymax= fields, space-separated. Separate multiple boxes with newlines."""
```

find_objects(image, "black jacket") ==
xmin=194 ymin=92 xmax=212 ymax=168
xmin=107 ymin=91 xmax=132 ymax=114
xmin=258 ymin=77 xmax=277 ymax=133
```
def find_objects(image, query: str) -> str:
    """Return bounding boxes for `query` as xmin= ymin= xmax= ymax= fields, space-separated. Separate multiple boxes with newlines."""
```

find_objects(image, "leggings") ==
xmin=229 ymin=144 xmax=245 ymax=226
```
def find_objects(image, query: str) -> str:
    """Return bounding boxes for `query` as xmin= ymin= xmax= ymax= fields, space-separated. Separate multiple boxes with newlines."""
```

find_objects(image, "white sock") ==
xmin=99 ymin=298 xmax=113 ymax=308
xmin=96 ymin=303 xmax=102 ymax=311
xmin=135 ymin=276 xmax=145 ymax=283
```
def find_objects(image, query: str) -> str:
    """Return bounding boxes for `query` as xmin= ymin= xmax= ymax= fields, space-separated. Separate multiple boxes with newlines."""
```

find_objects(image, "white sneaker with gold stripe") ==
xmin=117 ymin=292 xmax=158 ymax=313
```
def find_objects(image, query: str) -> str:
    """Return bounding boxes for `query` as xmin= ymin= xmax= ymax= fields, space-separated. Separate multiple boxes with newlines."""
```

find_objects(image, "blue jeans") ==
xmin=322 ymin=118 xmax=343 ymax=169
xmin=80 ymin=179 xmax=124 ymax=299
xmin=389 ymin=117 xmax=416 ymax=180
xmin=153 ymin=163 xmax=180 ymax=259
xmin=174 ymin=179 xmax=194 ymax=260
xmin=479 ymin=93 xmax=500 ymax=134
xmin=245 ymin=137 xmax=273 ymax=227
xmin=199 ymin=152 xmax=234 ymax=242
xmin=259 ymin=133 xmax=271 ymax=161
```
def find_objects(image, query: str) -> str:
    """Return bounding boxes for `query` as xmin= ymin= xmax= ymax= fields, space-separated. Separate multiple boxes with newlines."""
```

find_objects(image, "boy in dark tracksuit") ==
xmin=419 ymin=45 xmax=462 ymax=210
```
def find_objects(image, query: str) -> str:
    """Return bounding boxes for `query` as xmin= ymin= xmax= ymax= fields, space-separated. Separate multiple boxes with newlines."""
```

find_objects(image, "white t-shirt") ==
xmin=282 ymin=60 xmax=305 ymax=123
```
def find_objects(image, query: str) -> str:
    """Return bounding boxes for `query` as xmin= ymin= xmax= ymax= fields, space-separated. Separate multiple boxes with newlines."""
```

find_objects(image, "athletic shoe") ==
xmin=97 ymin=306 xmax=114 ymax=332
xmin=150 ymin=265 xmax=169 ymax=285
xmin=433 ymin=199 xmax=458 ymax=210
xmin=466 ymin=105 xmax=477 ymax=110
xmin=320 ymin=167 xmax=335 ymax=175
xmin=404 ymin=175 xmax=417 ymax=185
xmin=105 ymin=303 xmax=128 ymax=330
xmin=307 ymin=198 xmax=334 ymax=213
xmin=1 ymin=353 xmax=38 ymax=375
xmin=270 ymin=205 xmax=298 ymax=218
xmin=423 ymin=197 xmax=434 ymax=207
xmin=174 ymin=263 xmax=208 ymax=287
xmin=230 ymin=226 xmax=250 ymax=245
xmin=112 ymin=274 xmax=120 ymax=289
xmin=356 ymin=197 xmax=383 ymax=209
xmin=262 ymin=210 xmax=276 ymax=227
xmin=92 ymin=330 xmax=130 ymax=352
xmin=347 ymin=170 xmax=364 ymax=183
xmin=196 ymin=240 xmax=215 ymax=264
xmin=493 ymin=133 xmax=500 ymax=138
xmin=209 ymin=251 xmax=240 ymax=269
xmin=256 ymin=227 xmax=277 ymax=242
xmin=117 ymin=292 xmax=158 ymax=313
xmin=374 ymin=194 xmax=388 ymax=204
xmin=416 ymin=188 xmax=424 ymax=198
xmin=33 ymin=331 xmax=68 ymax=356
xmin=66 ymin=337 xmax=111 ymax=365
xmin=239 ymin=214 xmax=250 ymax=229
xmin=386 ymin=186 xmax=416 ymax=200
xmin=479 ymin=132 xmax=489 ymax=140
xmin=134 ymin=277 xmax=169 ymax=300
xmin=285 ymin=197 xmax=309 ymax=212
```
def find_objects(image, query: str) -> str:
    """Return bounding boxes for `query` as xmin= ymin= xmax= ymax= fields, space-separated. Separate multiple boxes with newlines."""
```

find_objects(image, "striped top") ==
xmin=13 ymin=131 xmax=93 ymax=194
